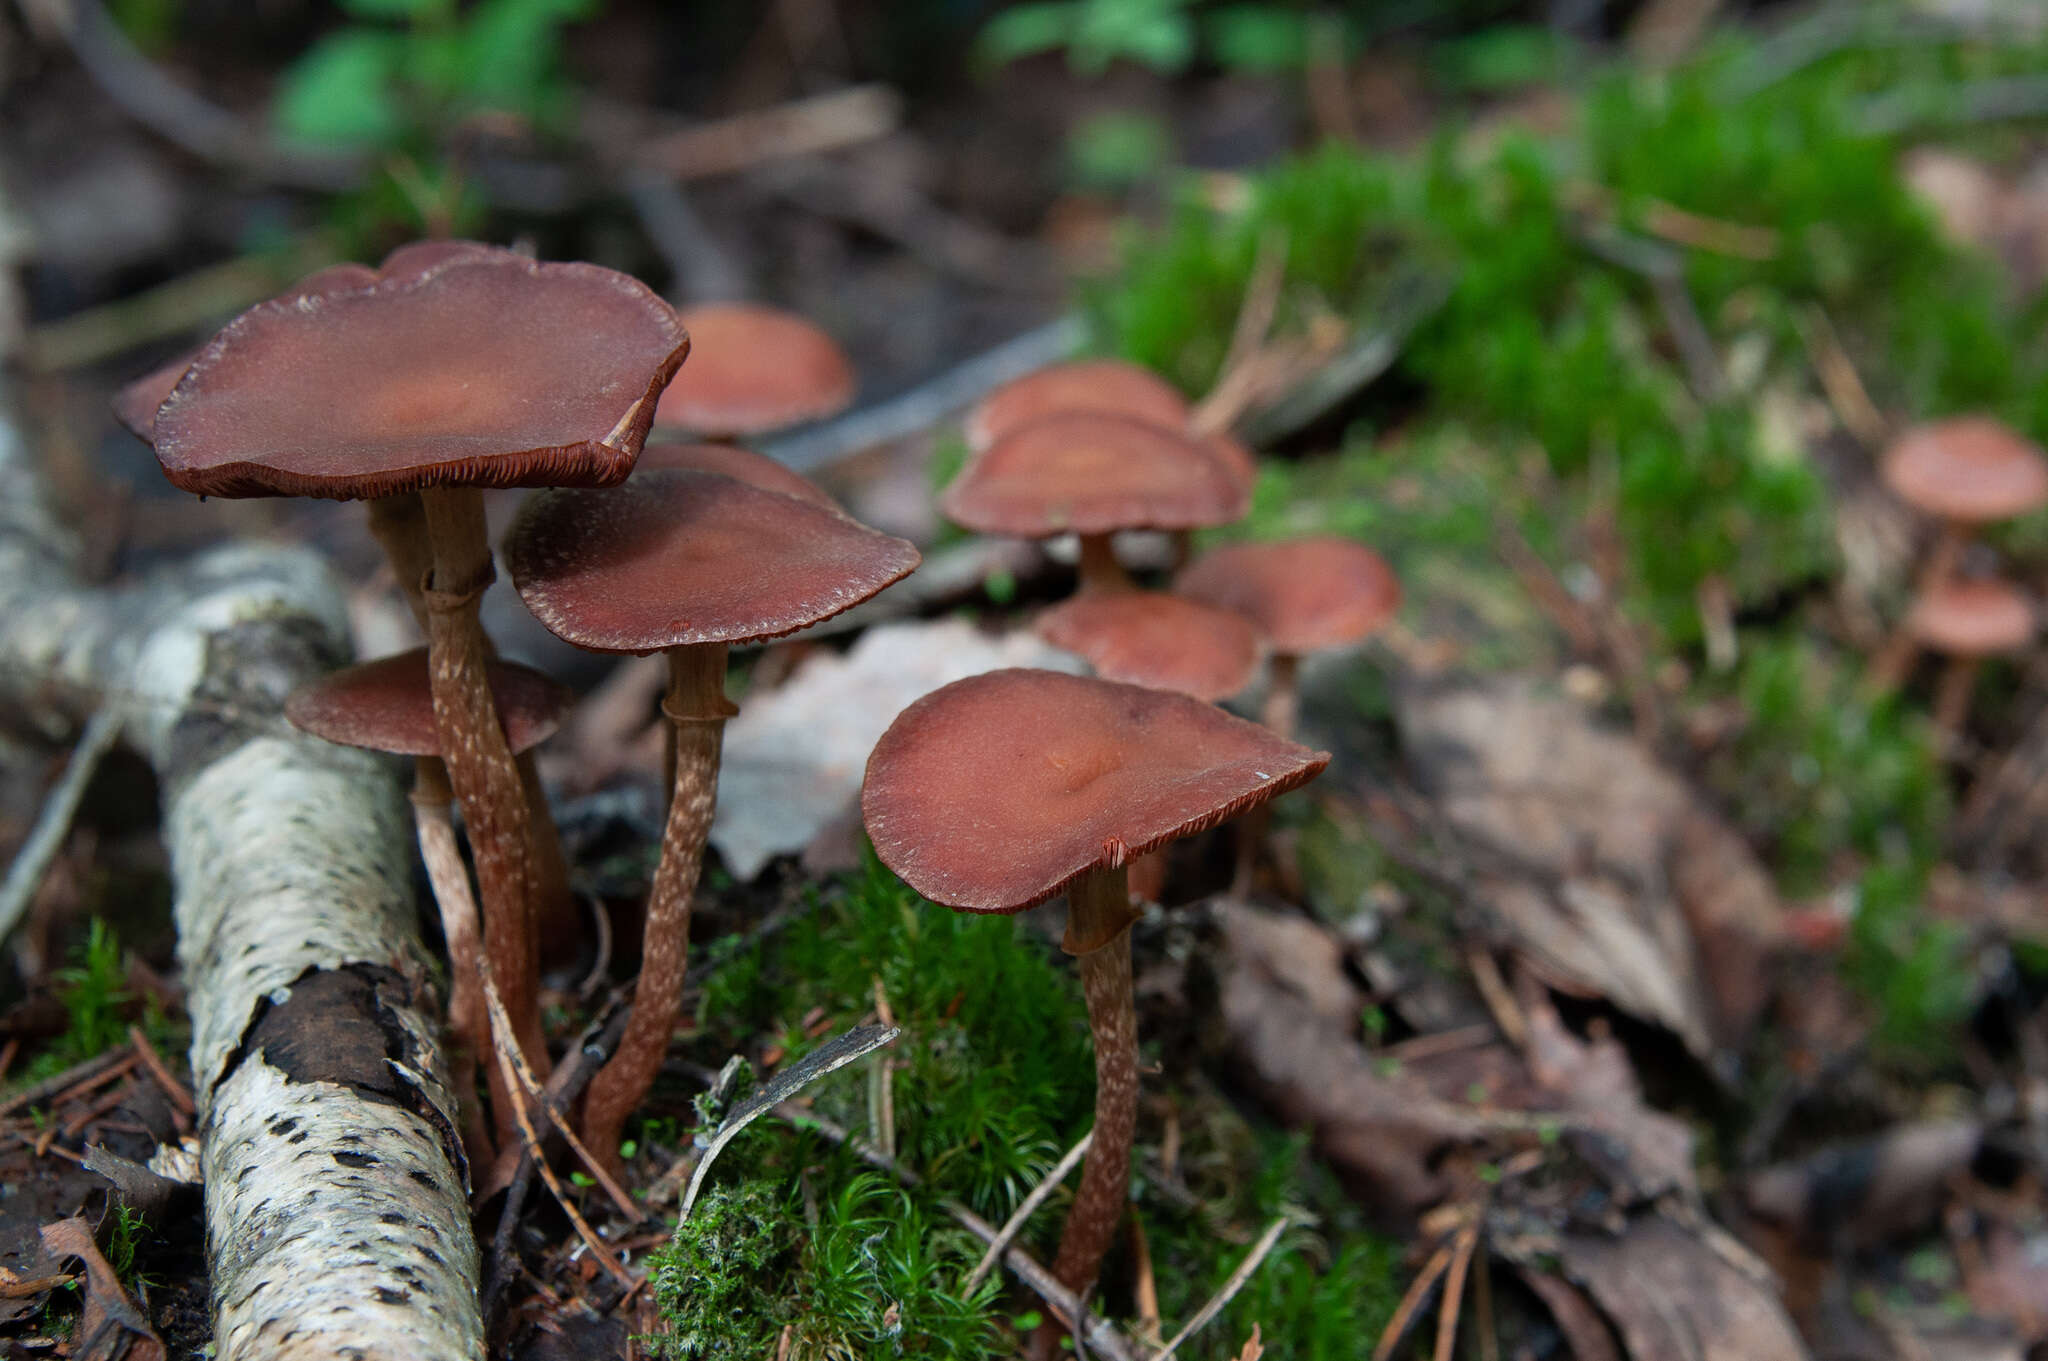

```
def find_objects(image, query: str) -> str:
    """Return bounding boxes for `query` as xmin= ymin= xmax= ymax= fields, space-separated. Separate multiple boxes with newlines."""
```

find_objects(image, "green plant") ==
xmin=52 ymin=919 xmax=132 ymax=1068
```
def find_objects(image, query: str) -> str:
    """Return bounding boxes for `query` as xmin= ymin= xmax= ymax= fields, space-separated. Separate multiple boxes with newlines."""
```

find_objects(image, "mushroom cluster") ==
xmin=122 ymin=243 xmax=912 ymax=1165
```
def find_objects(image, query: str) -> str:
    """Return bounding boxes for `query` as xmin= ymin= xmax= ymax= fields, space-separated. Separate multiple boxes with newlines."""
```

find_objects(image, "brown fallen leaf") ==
xmin=1397 ymin=674 xmax=1784 ymax=1056
xmin=1739 ymin=1120 xmax=1982 ymax=1253
xmin=1515 ymin=1267 xmax=1623 ymax=1361
xmin=38 ymin=1215 xmax=165 ymax=1361
xmin=1234 ymin=1323 xmax=1264 ymax=1360
xmin=1561 ymin=1214 xmax=1808 ymax=1361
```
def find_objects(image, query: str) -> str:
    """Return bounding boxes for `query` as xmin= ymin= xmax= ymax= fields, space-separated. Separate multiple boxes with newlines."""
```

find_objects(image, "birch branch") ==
xmin=0 ymin=385 xmax=483 ymax=1360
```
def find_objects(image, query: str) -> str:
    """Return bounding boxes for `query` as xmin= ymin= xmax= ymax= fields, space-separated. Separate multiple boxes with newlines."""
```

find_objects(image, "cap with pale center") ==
xmin=652 ymin=302 xmax=854 ymax=435
xmin=1881 ymin=417 xmax=2048 ymax=524
xmin=504 ymin=469 xmax=919 ymax=654
xmin=1037 ymin=592 xmax=1263 ymax=701
xmin=941 ymin=412 xmax=1247 ymax=539
xmin=1176 ymin=537 xmax=1401 ymax=656
xmin=151 ymin=249 xmax=688 ymax=500
xmin=1906 ymin=578 xmax=2036 ymax=656
xmin=633 ymin=441 xmax=839 ymax=512
xmin=966 ymin=359 xmax=1190 ymax=452
xmin=286 ymin=647 xmax=572 ymax=756
xmin=862 ymin=668 xmax=1328 ymax=913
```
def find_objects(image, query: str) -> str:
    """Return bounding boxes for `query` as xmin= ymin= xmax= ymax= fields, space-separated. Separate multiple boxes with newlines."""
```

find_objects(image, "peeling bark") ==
xmin=0 ymin=392 xmax=483 ymax=1359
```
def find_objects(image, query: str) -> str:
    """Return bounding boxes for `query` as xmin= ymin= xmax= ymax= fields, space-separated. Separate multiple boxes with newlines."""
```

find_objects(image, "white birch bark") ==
xmin=0 ymin=388 xmax=483 ymax=1359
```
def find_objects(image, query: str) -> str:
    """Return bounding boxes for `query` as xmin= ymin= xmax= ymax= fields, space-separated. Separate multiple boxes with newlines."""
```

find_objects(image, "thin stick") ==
xmin=963 ymin=1131 xmax=1094 ymax=1290
xmin=0 ymin=1046 xmax=135 ymax=1119
xmin=481 ymin=978 xmax=633 ymax=1288
xmin=1371 ymin=1236 xmax=1458 ymax=1361
xmin=0 ymin=707 xmax=124 ymax=946
xmin=635 ymin=84 xmax=901 ymax=181
xmin=1191 ymin=228 xmax=1290 ymax=437
xmin=479 ymin=978 xmax=639 ymax=1222
xmin=1433 ymin=1225 xmax=1480 ymax=1361
xmin=126 ymin=1024 xmax=194 ymax=1121
xmin=1151 ymin=1216 xmax=1291 ymax=1361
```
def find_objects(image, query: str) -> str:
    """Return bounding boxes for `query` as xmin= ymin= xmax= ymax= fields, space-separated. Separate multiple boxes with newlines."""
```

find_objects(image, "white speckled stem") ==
xmin=1049 ymin=865 xmax=1139 ymax=1302
xmin=419 ymin=486 xmax=547 ymax=1084
xmin=0 ymin=395 xmax=483 ymax=1360
xmin=581 ymin=643 xmax=730 ymax=1163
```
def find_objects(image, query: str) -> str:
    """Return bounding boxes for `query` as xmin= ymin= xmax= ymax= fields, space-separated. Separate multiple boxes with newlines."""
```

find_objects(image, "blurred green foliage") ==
xmin=277 ymin=0 xmax=597 ymax=150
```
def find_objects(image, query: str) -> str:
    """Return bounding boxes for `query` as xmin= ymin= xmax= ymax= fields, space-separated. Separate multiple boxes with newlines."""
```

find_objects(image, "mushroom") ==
xmin=147 ymin=243 xmax=689 ymax=1070
xmin=1870 ymin=417 xmax=2048 ymax=690
xmin=285 ymin=646 xmax=573 ymax=1156
xmin=1175 ymin=537 xmax=1402 ymax=740
xmin=633 ymin=440 xmax=843 ymax=511
xmin=651 ymin=302 xmax=855 ymax=438
xmin=965 ymin=358 xmax=1191 ymax=453
xmin=861 ymin=669 xmax=1328 ymax=1306
xmin=504 ymin=469 xmax=919 ymax=1159
xmin=941 ymin=412 xmax=1248 ymax=593
xmin=1903 ymin=577 xmax=2035 ymax=740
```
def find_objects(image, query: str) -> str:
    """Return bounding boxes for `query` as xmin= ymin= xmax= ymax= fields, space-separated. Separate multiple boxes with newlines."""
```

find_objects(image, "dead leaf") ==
xmin=1235 ymin=1323 xmax=1264 ymax=1360
xmin=1515 ymin=1268 xmax=1623 ymax=1361
xmin=1561 ymin=1214 xmax=1808 ymax=1361
xmin=1740 ymin=1120 xmax=1982 ymax=1253
xmin=710 ymin=619 xmax=1080 ymax=879
xmin=1398 ymin=675 xmax=1783 ymax=1056
xmin=38 ymin=1216 xmax=165 ymax=1361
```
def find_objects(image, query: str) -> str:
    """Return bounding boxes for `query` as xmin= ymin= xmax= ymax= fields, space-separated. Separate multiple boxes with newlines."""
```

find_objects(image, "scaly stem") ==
xmin=1076 ymin=533 xmax=1134 ymax=594
xmin=370 ymin=491 xmax=579 ymax=963
xmin=581 ymin=643 xmax=732 ymax=1163
xmin=1050 ymin=864 xmax=1141 ymax=1301
xmin=412 ymin=756 xmax=494 ymax=1163
xmin=1232 ymin=652 xmax=1300 ymax=895
xmin=419 ymin=486 xmax=548 ymax=1084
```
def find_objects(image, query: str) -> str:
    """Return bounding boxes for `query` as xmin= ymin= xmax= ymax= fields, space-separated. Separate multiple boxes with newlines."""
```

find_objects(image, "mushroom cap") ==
xmin=1203 ymin=432 xmax=1259 ymax=492
xmin=1176 ymin=537 xmax=1401 ymax=657
xmin=863 ymin=668 xmax=1328 ymax=914
xmin=1881 ymin=417 xmax=2048 ymax=523
xmin=286 ymin=647 xmax=572 ymax=756
xmin=112 ymin=262 xmax=383 ymax=443
xmin=652 ymin=302 xmax=855 ymax=435
xmin=1905 ymin=578 xmax=2035 ymax=656
xmin=633 ymin=441 xmax=839 ymax=512
xmin=1036 ymin=592 xmax=1263 ymax=701
xmin=965 ymin=359 xmax=1191 ymax=452
xmin=505 ymin=469 xmax=919 ymax=654
xmin=940 ymin=412 xmax=1248 ymax=538
xmin=152 ymin=251 xmax=688 ymax=500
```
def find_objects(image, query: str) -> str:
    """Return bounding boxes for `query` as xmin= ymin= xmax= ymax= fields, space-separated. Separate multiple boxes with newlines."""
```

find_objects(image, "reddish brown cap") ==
xmin=1203 ymin=433 xmax=1259 ymax=492
xmin=941 ymin=413 xmax=1248 ymax=538
xmin=1037 ymin=592 xmax=1263 ymax=701
xmin=1176 ymin=537 xmax=1400 ymax=656
xmin=1881 ymin=417 xmax=2048 ymax=523
xmin=113 ymin=262 xmax=384 ymax=443
xmin=378 ymin=238 xmax=520 ymax=281
xmin=505 ymin=469 xmax=919 ymax=654
xmin=286 ymin=647 xmax=572 ymax=756
xmin=1906 ymin=578 xmax=2035 ymax=655
xmin=652 ymin=303 xmax=855 ymax=435
xmin=863 ymin=668 xmax=1327 ymax=913
xmin=634 ymin=441 xmax=839 ymax=512
xmin=152 ymin=252 xmax=687 ymax=500
xmin=966 ymin=360 xmax=1189 ymax=452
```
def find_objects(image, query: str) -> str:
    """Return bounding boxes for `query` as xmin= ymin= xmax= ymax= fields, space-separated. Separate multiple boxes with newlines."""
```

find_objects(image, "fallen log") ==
xmin=0 ymin=386 xmax=483 ymax=1359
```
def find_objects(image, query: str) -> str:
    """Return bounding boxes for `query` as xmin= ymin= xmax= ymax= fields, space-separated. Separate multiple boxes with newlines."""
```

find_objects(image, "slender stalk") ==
xmin=412 ymin=756 xmax=494 ymax=1163
xmin=1050 ymin=864 xmax=1141 ymax=1299
xmin=370 ymin=491 xmax=579 ymax=964
xmin=1932 ymin=654 xmax=1981 ymax=744
xmin=419 ymin=486 xmax=548 ymax=1079
xmin=581 ymin=642 xmax=732 ymax=1162
xmin=1076 ymin=533 xmax=1135 ymax=594
xmin=1868 ymin=518 xmax=1969 ymax=693
xmin=1231 ymin=651 xmax=1300 ymax=895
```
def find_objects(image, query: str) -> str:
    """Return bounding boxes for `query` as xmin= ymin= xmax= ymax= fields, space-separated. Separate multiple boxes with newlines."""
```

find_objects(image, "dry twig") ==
xmin=963 ymin=1130 xmax=1094 ymax=1290
xmin=1151 ymin=1216 xmax=1292 ymax=1361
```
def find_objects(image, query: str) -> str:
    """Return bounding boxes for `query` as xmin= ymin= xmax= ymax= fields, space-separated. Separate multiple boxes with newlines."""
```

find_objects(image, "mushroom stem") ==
xmin=1869 ymin=519 xmax=1970 ymax=693
xmin=1231 ymin=652 xmax=1302 ymax=895
xmin=412 ymin=756 xmax=496 ymax=1163
xmin=419 ymin=485 xmax=549 ymax=1079
xmin=581 ymin=642 xmax=733 ymax=1161
xmin=369 ymin=490 xmax=581 ymax=965
xmin=1076 ymin=533 xmax=1135 ymax=594
xmin=1050 ymin=863 xmax=1142 ymax=1305
xmin=1932 ymin=655 xmax=1981 ymax=745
